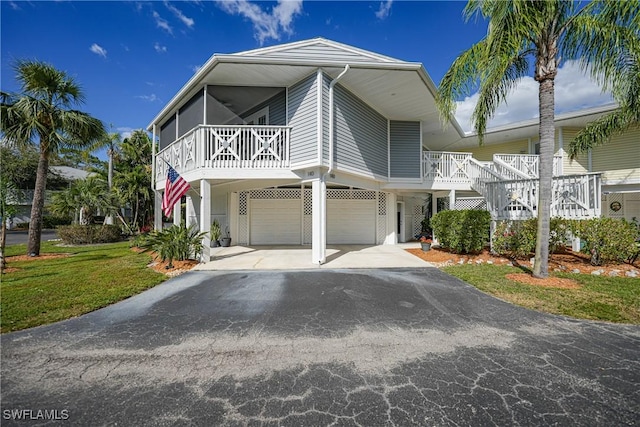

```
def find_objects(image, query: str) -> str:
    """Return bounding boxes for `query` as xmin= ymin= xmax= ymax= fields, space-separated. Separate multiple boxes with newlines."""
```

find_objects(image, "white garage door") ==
xmin=327 ymin=199 xmax=376 ymax=244
xmin=250 ymin=199 xmax=301 ymax=245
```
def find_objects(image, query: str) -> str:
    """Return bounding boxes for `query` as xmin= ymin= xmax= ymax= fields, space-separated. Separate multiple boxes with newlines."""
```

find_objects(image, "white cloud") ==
xmin=216 ymin=0 xmax=303 ymax=45
xmin=89 ymin=43 xmax=107 ymax=58
xmin=164 ymin=1 xmax=195 ymax=28
xmin=453 ymin=60 xmax=614 ymax=133
xmin=116 ymin=127 xmax=134 ymax=139
xmin=8 ymin=1 xmax=20 ymax=10
xmin=153 ymin=10 xmax=173 ymax=34
xmin=154 ymin=42 xmax=167 ymax=53
xmin=136 ymin=94 xmax=161 ymax=103
xmin=375 ymin=0 xmax=393 ymax=20
xmin=190 ymin=64 xmax=203 ymax=73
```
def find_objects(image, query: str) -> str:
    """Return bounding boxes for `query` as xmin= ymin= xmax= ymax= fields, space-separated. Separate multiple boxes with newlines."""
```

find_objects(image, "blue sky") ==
xmin=2 ymin=0 xmax=613 ymax=145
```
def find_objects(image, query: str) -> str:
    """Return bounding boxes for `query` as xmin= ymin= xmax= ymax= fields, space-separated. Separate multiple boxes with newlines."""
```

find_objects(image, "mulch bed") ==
xmin=407 ymin=246 xmax=639 ymax=288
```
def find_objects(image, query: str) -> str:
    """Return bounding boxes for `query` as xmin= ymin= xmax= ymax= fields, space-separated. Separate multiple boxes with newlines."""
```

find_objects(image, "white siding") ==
xmin=390 ymin=121 xmax=421 ymax=178
xmin=288 ymin=74 xmax=318 ymax=165
xmin=333 ymin=84 xmax=387 ymax=176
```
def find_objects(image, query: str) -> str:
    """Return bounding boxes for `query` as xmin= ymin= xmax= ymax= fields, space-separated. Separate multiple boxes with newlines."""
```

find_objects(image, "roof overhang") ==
xmin=428 ymin=103 xmax=619 ymax=151
xmin=147 ymin=54 xmax=465 ymax=140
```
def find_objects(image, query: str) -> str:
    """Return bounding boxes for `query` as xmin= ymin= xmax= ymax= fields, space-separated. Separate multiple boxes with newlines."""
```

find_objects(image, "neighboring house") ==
xmin=147 ymin=37 xmax=639 ymax=263
xmin=8 ymin=166 xmax=92 ymax=228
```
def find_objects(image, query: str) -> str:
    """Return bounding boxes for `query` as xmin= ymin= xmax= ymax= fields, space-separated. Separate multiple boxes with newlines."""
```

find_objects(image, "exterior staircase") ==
xmin=424 ymin=152 xmax=602 ymax=220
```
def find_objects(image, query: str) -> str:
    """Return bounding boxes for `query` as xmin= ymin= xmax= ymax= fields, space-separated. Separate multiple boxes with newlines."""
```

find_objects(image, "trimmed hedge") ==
xmin=57 ymin=225 xmax=123 ymax=245
xmin=569 ymin=218 xmax=638 ymax=265
xmin=492 ymin=217 xmax=571 ymax=258
xmin=431 ymin=210 xmax=491 ymax=254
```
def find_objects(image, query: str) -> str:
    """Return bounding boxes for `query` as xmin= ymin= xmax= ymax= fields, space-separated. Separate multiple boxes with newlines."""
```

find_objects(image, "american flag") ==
xmin=162 ymin=165 xmax=190 ymax=217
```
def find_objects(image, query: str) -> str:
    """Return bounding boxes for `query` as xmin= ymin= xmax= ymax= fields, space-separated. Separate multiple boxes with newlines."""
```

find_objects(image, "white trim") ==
xmin=175 ymin=111 xmax=179 ymax=140
xmin=397 ymin=201 xmax=405 ymax=243
xmin=316 ymin=69 xmax=323 ymax=165
xmin=419 ymin=121 xmax=424 ymax=182
xmin=387 ymin=120 xmax=391 ymax=180
xmin=203 ymin=85 xmax=208 ymax=124
xmin=285 ymin=87 xmax=289 ymax=125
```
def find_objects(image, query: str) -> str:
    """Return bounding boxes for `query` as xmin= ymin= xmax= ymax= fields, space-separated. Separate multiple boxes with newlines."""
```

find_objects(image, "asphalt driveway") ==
xmin=2 ymin=268 xmax=639 ymax=426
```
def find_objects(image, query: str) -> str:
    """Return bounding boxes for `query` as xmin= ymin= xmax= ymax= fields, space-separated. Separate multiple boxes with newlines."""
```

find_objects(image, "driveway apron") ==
xmin=2 ymin=268 xmax=639 ymax=426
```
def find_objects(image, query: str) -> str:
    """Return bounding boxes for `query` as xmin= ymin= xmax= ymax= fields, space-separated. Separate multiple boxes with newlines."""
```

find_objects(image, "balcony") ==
xmin=156 ymin=125 xmax=291 ymax=181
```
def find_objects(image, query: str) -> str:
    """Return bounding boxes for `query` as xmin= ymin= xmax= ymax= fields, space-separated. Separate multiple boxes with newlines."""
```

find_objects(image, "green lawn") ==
xmin=443 ymin=264 xmax=640 ymax=324
xmin=1 ymin=241 xmax=167 ymax=333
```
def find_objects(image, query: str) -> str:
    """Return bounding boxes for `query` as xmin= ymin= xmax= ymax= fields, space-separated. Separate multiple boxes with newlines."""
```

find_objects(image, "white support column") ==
xmin=449 ymin=189 xmax=456 ymax=211
xmin=185 ymin=194 xmax=199 ymax=229
xmin=385 ymin=192 xmax=396 ymax=245
xmin=311 ymin=177 xmax=326 ymax=264
xmin=200 ymin=179 xmax=211 ymax=247
xmin=431 ymin=192 xmax=438 ymax=244
xmin=154 ymin=191 xmax=163 ymax=231
xmin=173 ymin=201 xmax=182 ymax=226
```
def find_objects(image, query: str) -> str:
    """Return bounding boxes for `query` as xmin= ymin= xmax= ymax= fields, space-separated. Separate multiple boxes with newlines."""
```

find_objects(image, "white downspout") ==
xmin=327 ymin=64 xmax=350 ymax=174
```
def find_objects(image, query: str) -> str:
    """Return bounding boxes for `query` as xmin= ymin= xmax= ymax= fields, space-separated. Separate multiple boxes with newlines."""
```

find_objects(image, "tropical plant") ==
xmin=113 ymin=130 xmax=154 ymax=231
xmin=569 ymin=28 xmax=640 ymax=157
xmin=49 ymin=176 xmax=120 ymax=225
xmin=0 ymin=175 xmax=20 ymax=271
xmin=136 ymin=223 xmax=206 ymax=268
xmin=0 ymin=60 xmax=106 ymax=256
xmin=210 ymin=219 xmax=222 ymax=242
xmin=436 ymin=0 xmax=639 ymax=277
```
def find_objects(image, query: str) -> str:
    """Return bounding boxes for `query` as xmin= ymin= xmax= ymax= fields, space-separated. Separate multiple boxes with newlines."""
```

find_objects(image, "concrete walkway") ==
xmin=197 ymin=243 xmax=431 ymax=270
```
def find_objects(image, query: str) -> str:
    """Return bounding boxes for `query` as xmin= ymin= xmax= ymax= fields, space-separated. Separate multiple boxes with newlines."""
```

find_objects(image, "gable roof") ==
xmin=232 ymin=37 xmax=405 ymax=64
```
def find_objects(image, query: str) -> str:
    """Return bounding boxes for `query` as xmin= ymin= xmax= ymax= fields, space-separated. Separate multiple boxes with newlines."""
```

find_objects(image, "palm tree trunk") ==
xmin=105 ymin=148 xmax=114 ymax=225
xmin=533 ymin=78 xmax=555 ymax=278
xmin=1 ymin=217 xmax=7 ymax=270
xmin=27 ymin=148 xmax=50 ymax=256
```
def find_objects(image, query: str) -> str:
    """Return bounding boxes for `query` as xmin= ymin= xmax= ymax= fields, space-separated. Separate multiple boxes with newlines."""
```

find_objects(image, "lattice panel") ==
xmin=454 ymin=198 xmax=487 ymax=211
xmin=413 ymin=205 xmax=423 ymax=237
xmin=239 ymin=192 xmax=248 ymax=215
xmin=249 ymin=189 xmax=302 ymax=199
xmin=238 ymin=215 xmax=248 ymax=244
xmin=303 ymin=217 xmax=312 ymax=244
xmin=327 ymin=189 xmax=376 ymax=199
xmin=304 ymin=189 xmax=312 ymax=215
xmin=377 ymin=216 xmax=386 ymax=245
xmin=378 ymin=192 xmax=387 ymax=215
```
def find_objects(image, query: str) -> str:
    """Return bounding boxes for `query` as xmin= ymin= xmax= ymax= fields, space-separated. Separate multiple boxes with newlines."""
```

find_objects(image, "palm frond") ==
xmin=568 ymin=109 xmax=635 ymax=158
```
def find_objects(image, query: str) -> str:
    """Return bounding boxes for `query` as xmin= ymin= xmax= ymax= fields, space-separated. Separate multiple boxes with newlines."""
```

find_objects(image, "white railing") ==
xmin=484 ymin=173 xmax=601 ymax=220
xmin=423 ymin=152 xmax=472 ymax=184
xmin=468 ymin=158 xmax=503 ymax=196
xmin=493 ymin=154 xmax=563 ymax=178
xmin=156 ymin=125 xmax=291 ymax=180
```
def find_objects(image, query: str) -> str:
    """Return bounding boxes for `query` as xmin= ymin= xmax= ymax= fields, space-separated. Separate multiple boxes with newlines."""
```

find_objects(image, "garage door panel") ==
xmin=250 ymin=199 xmax=301 ymax=245
xmin=327 ymin=199 xmax=376 ymax=244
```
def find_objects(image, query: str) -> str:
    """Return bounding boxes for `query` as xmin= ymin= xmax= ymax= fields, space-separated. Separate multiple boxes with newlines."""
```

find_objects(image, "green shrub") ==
xmin=569 ymin=218 xmax=638 ymax=265
xmin=42 ymin=215 xmax=72 ymax=229
xmin=58 ymin=225 xmax=123 ymax=245
xmin=136 ymin=223 xmax=206 ymax=267
xmin=492 ymin=217 xmax=570 ymax=258
xmin=431 ymin=210 xmax=491 ymax=254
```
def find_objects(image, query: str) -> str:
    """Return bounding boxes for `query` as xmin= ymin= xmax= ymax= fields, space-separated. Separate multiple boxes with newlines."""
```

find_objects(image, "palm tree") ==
xmin=113 ymin=130 xmax=154 ymax=231
xmin=88 ymin=126 xmax=122 ymax=224
xmin=0 ymin=60 xmax=106 ymax=256
xmin=437 ymin=0 xmax=639 ymax=278
xmin=49 ymin=176 xmax=119 ymax=225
